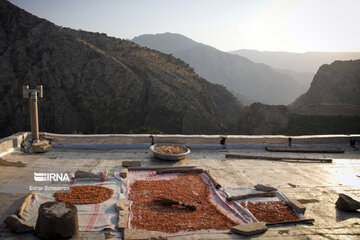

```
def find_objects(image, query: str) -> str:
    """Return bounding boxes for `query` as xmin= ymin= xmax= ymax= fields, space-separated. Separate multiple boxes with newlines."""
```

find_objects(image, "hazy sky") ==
xmin=9 ymin=0 xmax=360 ymax=52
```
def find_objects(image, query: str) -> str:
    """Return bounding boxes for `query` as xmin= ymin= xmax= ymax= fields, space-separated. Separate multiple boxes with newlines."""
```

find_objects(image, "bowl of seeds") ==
xmin=150 ymin=144 xmax=190 ymax=161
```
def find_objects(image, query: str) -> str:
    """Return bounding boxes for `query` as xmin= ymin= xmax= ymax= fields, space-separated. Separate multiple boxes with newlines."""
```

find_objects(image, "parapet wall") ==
xmin=0 ymin=132 xmax=28 ymax=157
xmin=0 ymin=132 xmax=359 ymax=155
xmin=41 ymin=132 xmax=360 ymax=145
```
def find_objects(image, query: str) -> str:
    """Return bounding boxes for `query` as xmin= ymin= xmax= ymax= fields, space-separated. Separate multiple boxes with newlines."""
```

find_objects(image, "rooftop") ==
xmin=0 ymin=132 xmax=359 ymax=239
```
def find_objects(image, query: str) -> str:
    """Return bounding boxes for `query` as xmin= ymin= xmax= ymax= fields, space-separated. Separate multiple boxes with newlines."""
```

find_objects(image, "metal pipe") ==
xmin=29 ymin=91 xmax=39 ymax=143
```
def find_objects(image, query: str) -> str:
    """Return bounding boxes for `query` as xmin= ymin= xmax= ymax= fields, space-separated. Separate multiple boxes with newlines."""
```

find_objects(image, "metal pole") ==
xmin=29 ymin=91 xmax=40 ymax=143
xmin=23 ymin=85 xmax=42 ymax=143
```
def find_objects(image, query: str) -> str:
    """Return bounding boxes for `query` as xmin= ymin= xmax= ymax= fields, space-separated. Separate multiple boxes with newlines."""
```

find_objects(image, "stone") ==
xmin=336 ymin=193 xmax=360 ymax=212
xmin=4 ymin=214 xmax=34 ymax=233
xmin=122 ymin=160 xmax=141 ymax=167
xmin=118 ymin=209 xmax=129 ymax=229
xmin=120 ymin=168 xmax=128 ymax=178
xmin=116 ymin=199 xmax=129 ymax=211
xmin=231 ymin=222 xmax=268 ymax=236
xmin=75 ymin=170 xmax=101 ymax=179
xmin=35 ymin=201 xmax=78 ymax=239
xmin=32 ymin=140 xmax=51 ymax=153
xmin=254 ymin=184 xmax=277 ymax=192
xmin=286 ymin=198 xmax=306 ymax=214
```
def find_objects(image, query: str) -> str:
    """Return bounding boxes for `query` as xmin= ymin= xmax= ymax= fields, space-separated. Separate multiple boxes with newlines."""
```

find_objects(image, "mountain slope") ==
xmin=0 ymin=0 xmax=243 ymax=137
xmin=230 ymin=49 xmax=360 ymax=94
xmin=238 ymin=60 xmax=360 ymax=134
xmin=274 ymin=68 xmax=313 ymax=93
xmin=290 ymin=60 xmax=360 ymax=115
xmin=292 ymin=60 xmax=360 ymax=105
xmin=237 ymin=103 xmax=290 ymax=134
xmin=132 ymin=33 xmax=305 ymax=105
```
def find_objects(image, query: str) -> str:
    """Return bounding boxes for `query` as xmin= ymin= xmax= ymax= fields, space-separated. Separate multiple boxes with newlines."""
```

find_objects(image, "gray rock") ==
xmin=336 ymin=193 xmax=360 ymax=212
xmin=231 ymin=222 xmax=268 ymax=236
xmin=35 ymin=201 xmax=78 ymax=239
xmin=4 ymin=215 xmax=34 ymax=233
xmin=254 ymin=184 xmax=277 ymax=192
xmin=21 ymin=135 xmax=33 ymax=153
xmin=32 ymin=141 xmax=51 ymax=153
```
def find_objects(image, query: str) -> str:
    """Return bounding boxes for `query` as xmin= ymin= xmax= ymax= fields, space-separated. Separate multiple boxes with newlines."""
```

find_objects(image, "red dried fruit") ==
xmin=155 ymin=146 xmax=186 ymax=154
xmin=54 ymin=185 xmax=114 ymax=204
xmin=129 ymin=174 xmax=237 ymax=233
xmin=240 ymin=201 xmax=299 ymax=224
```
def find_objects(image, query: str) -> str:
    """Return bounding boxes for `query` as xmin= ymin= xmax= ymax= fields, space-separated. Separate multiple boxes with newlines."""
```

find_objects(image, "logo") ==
xmin=34 ymin=172 xmax=70 ymax=182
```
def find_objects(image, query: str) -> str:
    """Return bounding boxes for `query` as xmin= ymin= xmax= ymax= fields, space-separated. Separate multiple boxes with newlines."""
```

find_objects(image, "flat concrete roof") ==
xmin=0 ymin=132 xmax=360 ymax=239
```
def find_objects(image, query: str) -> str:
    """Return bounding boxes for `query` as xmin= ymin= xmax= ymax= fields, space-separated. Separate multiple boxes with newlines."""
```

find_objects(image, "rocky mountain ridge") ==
xmin=290 ymin=60 xmax=360 ymax=115
xmin=230 ymin=50 xmax=360 ymax=97
xmin=0 ymin=0 xmax=242 ymax=137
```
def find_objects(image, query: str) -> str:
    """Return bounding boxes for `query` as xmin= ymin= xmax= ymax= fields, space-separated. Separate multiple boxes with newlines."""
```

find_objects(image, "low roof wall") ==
xmin=41 ymin=132 xmax=360 ymax=145
xmin=1 ymin=132 xmax=359 ymax=155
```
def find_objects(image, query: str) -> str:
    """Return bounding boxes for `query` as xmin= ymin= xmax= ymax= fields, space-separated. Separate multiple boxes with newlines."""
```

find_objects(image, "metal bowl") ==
xmin=150 ymin=144 xmax=190 ymax=161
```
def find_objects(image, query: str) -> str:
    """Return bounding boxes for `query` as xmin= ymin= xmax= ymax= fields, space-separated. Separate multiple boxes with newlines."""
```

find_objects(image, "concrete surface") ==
xmin=0 ymin=134 xmax=359 ymax=239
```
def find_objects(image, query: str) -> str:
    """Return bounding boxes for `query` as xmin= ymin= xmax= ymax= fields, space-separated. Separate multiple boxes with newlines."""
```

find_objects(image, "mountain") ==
xmin=274 ymin=68 xmax=313 ymax=94
xmin=132 ymin=33 xmax=305 ymax=105
xmin=290 ymin=60 xmax=360 ymax=115
xmin=238 ymin=60 xmax=360 ymax=134
xmin=230 ymin=50 xmax=360 ymax=104
xmin=230 ymin=49 xmax=360 ymax=74
xmin=0 ymin=0 xmax=243 ymax=138
xmin=237 ymin=103 xmax=290 ymax=134
xmin=230 ymin=91 xmax=254 ymax=106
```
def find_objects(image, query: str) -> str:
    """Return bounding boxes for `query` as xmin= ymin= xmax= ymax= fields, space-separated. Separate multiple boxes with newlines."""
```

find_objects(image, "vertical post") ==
xmin=23 ymin=85 xmax=50 ymax=153
xmin=29 ymin=91 xmax=40 ymax=143
xmin=23 ymin=85 xmax=43 ymax=143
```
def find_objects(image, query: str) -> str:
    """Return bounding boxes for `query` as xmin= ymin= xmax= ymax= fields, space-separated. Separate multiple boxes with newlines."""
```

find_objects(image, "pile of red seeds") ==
xmin=128 ymin=174 xmax=237 ymax=233
xmin=155 ymin=146 xmax=186 ymax=154
xmin=54 ymin=185 xmax=114 ymax=204
xmin=240 ymin=201 xmax=299 ymax=223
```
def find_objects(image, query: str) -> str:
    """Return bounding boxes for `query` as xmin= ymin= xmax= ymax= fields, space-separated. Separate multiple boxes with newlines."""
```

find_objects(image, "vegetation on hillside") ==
xmin=280 ymin=115 xmax=360 ymax=135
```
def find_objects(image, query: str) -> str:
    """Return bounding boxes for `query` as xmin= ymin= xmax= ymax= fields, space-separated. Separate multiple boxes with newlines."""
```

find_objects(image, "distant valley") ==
xmin=133 ymin=33 xmax=306 ymax=105
xmin=230 ymin=50 xmax=360 ymax=100
xmin=242 ymin=59 xmax=360 ymax=135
